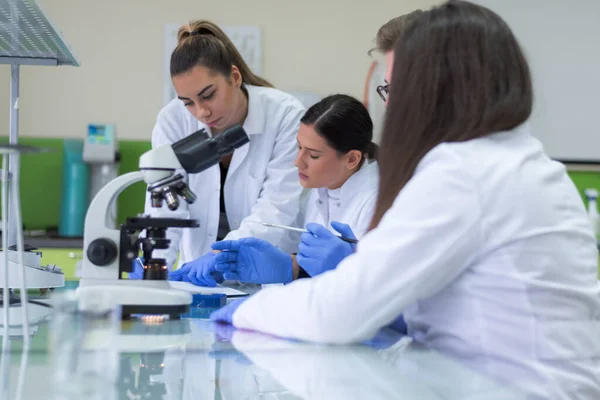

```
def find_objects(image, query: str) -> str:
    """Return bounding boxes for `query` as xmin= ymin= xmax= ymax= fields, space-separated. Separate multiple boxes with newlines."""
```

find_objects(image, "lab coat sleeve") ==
xmin=224 ymin=105 xmax=305 ymax=251
xmin=142 ymin=107 xmax=189 ymax=269
xmin=232 ymin=153 xmax=483 ymax=343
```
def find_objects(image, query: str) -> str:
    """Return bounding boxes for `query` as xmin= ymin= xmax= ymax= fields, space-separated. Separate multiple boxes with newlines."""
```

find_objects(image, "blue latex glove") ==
xmin=213 ymin=322 xmax=236 ymax=342
xmin=211 ymin=238 xmax=293 ymax=284
xmin=297 ymin=221 xmax=357 ymax=277
xmin=362 ymin=315 xmax=408 ymax=349
xmin=168 ymin=252 xmax=223 ymax=287
xmin=128 ymin=257 xmax=145 ymax=280
xmin=210 ymin=299 xmax=247 ymax=325
xmin=362 ymin=326 xmax=406 ymax=350
xmin=388 ymin=314 xmax=408 ymax=335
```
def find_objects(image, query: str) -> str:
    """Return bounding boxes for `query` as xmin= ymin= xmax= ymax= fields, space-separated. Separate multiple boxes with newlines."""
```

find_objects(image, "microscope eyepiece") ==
xmin=172 ymin=124 xmax=249 ymax=174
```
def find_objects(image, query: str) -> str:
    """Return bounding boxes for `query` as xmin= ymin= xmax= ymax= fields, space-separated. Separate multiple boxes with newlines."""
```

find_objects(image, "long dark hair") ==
xmin=171 ymin=20 xmax=272 ymax=87
xmin=301 ymin=94 xmax=377 ymax=164
xmin=370 ymin=0 xmax=533 ymax=229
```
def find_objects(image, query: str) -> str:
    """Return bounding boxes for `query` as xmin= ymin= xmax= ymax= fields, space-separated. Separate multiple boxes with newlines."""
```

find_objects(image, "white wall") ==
xmin=0 ymin=0 xmax=433 ymax=140
xmin=473 ymin=0 xmax=600 ymax=161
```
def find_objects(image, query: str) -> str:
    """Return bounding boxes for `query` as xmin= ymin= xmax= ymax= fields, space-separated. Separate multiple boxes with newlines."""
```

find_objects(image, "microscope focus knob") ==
xmin=87 ymin=238 xmax=118 ymax=266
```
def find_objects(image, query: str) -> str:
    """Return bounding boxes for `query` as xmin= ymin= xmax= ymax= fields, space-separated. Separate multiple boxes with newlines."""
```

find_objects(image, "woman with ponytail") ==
xmin=144 ymin=21 xmax=305 ymax=286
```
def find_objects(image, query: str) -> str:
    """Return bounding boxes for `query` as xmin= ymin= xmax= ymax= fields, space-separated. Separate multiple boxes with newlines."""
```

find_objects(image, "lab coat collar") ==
xmin=316 ymin=160 xmax=379 ymax=205
xmin=241 ymin=85 xmax=266 ymax=136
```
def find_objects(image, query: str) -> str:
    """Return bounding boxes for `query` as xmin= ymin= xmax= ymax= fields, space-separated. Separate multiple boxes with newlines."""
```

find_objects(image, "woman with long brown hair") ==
xmin=211 ymin=2 xmax=600 ymax=398
xmin=133 ymin=21 xmax=305 ymax=284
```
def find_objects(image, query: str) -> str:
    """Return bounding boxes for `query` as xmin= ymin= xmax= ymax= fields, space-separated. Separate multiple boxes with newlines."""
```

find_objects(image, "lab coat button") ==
xmin=318 ymin=200 xmax=323 ymax=204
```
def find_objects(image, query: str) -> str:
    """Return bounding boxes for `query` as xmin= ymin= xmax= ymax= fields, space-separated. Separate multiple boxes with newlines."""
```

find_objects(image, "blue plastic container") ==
xmin=58 ymin=139 xmax=89 ymax=237
xmin=181 ymin=294 xmax=228 ymax=319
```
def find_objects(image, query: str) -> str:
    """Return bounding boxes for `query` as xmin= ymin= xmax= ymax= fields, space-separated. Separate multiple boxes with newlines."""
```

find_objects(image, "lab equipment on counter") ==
xmin=248 ymin=220 xmax=359 ymax=243
xmin=83 ymin=124 xmax=119 ymax=229
xmin=180 ymin=293 xmax=227 ymax=318
xmin=0 ymin=244 xmax=63 ymax=289
xmin=59 ymin=139 xmax=89 ymax=237
xmin=0 ymin=145 xmax=64 ymax=349
xmin=77 ymin=125 xmax=249 ymax=318
xmin=0 ymin=0 xmax=79 ymax=341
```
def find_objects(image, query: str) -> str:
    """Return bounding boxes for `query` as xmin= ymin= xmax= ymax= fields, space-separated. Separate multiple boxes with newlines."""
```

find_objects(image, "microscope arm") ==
xmin=85 ymin=171 xmax=144 ymax=232
xmin=82 ymin=171 xmax=144 ymax=280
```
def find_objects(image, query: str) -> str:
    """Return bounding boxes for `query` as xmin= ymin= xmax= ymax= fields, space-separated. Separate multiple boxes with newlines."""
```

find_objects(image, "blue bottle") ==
xmin=59 ymin=139 xmax=89 ymax=237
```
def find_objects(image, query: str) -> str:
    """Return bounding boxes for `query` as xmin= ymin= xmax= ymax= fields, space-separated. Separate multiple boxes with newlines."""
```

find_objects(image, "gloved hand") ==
xmin=297 ymin=221 xmax=357 ymax=277
xmin=168 ymin=252 xmax=223 ymax=287
xmin=362 ymin=315 xmax=408 ymax=349
xmin=210 ymin=298 xmax=247 ymax=325
xmin=211 ymin=238 xmax=293 ymax=284
xmin=387 ymin=314 xmax=407 ymax=335
xmin=128 ymin=257 xmax=145 ymax=280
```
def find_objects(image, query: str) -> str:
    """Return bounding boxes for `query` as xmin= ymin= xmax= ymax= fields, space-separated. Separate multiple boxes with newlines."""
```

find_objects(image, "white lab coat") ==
xmin=299 ymin=160 xmax=378 ymax=238
xmin=231 ymin=124 xmax=600 ymax=400
xmin=146 ymin=85 xmax=305 ymax=268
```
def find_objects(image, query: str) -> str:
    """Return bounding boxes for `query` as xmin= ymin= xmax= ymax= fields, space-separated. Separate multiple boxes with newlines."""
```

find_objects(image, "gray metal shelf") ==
xmin=0 ymin=0 xmax=78 ymax=66
xmin=0 ymin=0 xmax=79 ymax=245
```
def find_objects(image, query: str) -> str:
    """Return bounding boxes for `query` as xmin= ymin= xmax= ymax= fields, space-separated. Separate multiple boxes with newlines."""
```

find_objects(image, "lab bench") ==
xmin=0 ymin=284 xmax=530 ymax=400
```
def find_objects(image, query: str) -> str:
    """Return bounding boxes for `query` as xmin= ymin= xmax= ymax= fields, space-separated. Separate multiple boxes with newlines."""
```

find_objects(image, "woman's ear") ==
xmin=346 ymin=150 xmax=362 ymax=170
xmin=230 ymin=65 xmax=243 ymax=87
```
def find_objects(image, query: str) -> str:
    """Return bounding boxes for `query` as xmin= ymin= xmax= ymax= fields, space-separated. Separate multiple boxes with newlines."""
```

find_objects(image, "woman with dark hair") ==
xmin=211 ymin=94 xmax=379 ymax=283
xmin=212 ymin=2 xmax=600 ymax=398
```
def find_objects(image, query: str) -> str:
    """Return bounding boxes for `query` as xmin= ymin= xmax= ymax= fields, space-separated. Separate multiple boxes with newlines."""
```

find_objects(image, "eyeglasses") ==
xmin=376 ymin=83 xmax=390 ymax=102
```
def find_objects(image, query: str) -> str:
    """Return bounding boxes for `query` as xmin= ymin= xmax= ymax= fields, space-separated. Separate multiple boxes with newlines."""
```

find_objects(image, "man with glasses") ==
xmin=371 ymin=11 xmax=424 ymax=103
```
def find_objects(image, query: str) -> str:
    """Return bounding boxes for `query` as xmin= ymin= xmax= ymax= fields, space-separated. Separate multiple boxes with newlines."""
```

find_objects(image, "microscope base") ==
xmin=77 ymin=279 xmax=192 ymax=318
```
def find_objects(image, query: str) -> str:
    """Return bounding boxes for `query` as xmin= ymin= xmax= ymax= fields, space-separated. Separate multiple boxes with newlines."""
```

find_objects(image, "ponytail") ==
xmin=171 ymin=20 xmax=272 ymax=88
xmin=365 ymin=141 xmax=379 ymax=161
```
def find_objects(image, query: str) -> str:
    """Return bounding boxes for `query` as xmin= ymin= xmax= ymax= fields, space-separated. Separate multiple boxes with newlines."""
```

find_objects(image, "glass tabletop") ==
xmin=0 ymin=284 xmax=529 ymax=400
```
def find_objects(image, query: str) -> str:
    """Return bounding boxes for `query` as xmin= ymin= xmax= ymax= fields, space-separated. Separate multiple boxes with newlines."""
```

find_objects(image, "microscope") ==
xmin=77 ymin=125 xmax=249 ymax=318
